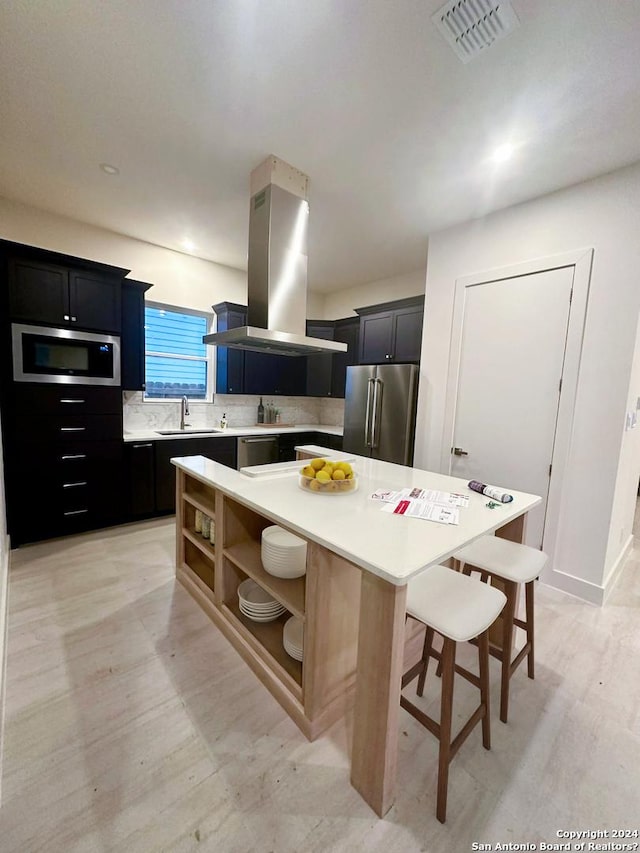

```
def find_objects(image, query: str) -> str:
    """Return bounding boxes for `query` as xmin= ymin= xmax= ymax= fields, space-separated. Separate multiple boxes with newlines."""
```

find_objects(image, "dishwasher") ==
xmin=236 ymin=435 xmax=279 ymax=469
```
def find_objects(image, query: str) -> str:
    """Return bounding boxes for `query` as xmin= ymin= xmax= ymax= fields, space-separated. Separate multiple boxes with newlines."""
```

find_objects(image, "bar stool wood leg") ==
xmin=478 ymin=631 xmax=491 ymax=749
xmin=417 ymin=627 xmax=435 ymax=697
xmin=500 ymin=579 xmax=517 ymax=724
xmin=437 ymin=638 xmax=456 ymax=824
xmin=525 ymin=580 xmax=535 ymax=679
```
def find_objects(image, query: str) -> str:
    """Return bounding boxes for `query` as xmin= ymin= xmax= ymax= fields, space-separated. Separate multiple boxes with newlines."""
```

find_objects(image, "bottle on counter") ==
xmin=257 ymin=397 xmax=265 ymax=424
xmin=220 ymin=412 xmax=228 ymax=429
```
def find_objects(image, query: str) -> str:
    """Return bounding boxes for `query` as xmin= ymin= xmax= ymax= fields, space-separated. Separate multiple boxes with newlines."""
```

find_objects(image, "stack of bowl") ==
xmin=283 ymin=615 xmax=303 ymax=661
xmin=261 ymin=526 xmax=307 ymax=579
xmin=237 ymin=578 xmax=285 ymax=622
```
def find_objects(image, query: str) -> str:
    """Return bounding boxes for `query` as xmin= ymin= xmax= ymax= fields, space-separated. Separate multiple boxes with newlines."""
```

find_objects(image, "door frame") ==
xmin=441 ymin=248 xmax=593 ymax=573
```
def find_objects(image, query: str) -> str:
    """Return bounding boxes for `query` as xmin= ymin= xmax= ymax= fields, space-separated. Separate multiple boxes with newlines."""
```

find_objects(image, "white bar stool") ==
xmin=453 ymin=536 xmax=548 ymax=723
xmin=401 ymin=564 xmax=506 ymax=823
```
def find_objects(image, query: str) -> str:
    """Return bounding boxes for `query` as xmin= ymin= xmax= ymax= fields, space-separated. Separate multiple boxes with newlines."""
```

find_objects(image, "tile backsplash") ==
xmin=122 ymin=392 xmax=342 ymax=432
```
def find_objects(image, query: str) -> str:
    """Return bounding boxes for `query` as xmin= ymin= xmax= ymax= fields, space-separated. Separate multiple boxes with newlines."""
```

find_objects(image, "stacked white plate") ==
xmin=283 ymin=615 xmax=304 ymax=662
xmin=237 ymin=578 xmax=285 ymax=622
xmin=261 ymin=525 xmax=307 ymax=579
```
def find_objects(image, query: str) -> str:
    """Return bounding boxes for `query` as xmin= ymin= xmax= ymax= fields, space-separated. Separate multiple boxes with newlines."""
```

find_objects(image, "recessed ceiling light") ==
xmin=100 ymin=163 xmax=120 ymax=175
xmin=490 ymin=143 xmax=516 ymax=164
xmin=182 ymin=238 xmax=196 ymax=252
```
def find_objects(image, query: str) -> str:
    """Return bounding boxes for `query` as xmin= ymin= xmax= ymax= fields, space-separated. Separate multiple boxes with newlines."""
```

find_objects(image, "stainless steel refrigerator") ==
xmin=342 ymin=363 xmax=418 ymax=465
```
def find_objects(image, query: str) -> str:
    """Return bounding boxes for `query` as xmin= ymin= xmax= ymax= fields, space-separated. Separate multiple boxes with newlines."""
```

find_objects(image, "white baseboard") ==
xmin=544 ymin=534 xmax=635 ymax=606
xmin=602 ymin=535 xmax=634 ymax=605
xmin=0 ymin=535 xmax=9 ymax=807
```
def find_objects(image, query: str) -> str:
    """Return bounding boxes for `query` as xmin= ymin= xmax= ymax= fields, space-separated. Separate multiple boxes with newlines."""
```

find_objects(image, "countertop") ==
xmin=123 ymin=424 xmax=343 ymax=442
xmin=172 ymin=452 xmax=541 ymax=585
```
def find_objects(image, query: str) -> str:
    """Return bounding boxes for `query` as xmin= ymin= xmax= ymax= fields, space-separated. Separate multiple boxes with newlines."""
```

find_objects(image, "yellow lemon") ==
xmin=316 ymin=470 xmax=331 ymax=483
xmin=346 ymin=472 xmax=354 ymax=480
xmin=301 ymin=465 xmax=316 ymax=478
xmin=332 ymin=469 xmax=346 ymax=480
xmin=337 ymin=462 xmax=352 ymax=476
xmin=309 ymin=478 xmax=321 ymax=491
xmin=310 ymin=458 xmax=326 ymax=471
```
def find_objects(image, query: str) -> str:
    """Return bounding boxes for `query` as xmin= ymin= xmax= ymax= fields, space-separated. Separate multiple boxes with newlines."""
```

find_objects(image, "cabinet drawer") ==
xmin=18 ymin=440 xmax=123 ymax=485
xmin=11 ymin=384 xmax=122 ymax=414
xmin=14 ymin=414 xmax=122 ymax=442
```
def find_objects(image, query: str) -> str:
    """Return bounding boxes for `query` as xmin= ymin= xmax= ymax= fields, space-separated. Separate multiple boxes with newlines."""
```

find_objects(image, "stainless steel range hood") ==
xmin=204 ymin=156 xmax=347 ymax=357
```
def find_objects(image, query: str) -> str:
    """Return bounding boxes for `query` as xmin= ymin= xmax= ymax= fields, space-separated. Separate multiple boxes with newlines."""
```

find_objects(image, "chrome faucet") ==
xmin=180 ymin=395 xmax=190 ymax=430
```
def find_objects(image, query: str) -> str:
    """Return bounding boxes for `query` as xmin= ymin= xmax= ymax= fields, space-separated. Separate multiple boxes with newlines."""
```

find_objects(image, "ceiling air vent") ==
xmin=432 ymin=0 xmax=520 ymax=64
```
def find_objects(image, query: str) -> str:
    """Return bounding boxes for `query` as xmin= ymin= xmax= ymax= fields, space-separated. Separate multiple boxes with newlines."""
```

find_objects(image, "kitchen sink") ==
xmin=155 ymin=428 xmax=225 ymax=435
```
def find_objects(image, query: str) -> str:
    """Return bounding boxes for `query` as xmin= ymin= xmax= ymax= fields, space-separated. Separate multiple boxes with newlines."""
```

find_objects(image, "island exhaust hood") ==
xmin=204 ymin=156 xmax=347 ymax=357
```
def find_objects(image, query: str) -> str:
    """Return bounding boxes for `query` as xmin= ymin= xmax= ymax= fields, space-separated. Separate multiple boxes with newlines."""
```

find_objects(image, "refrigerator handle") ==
xmin=364 ymin=378 xmax=374 ymax=447
xmin=370 ymin=378 xmax=383 ymax=448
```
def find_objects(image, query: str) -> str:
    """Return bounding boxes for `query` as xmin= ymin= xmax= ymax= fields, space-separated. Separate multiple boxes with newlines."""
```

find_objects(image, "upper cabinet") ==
xmin=7 ymin=250 xmax=127 ymax=333
xmin=121 ymin=279 xmax=153 ymax=391
xmin=305 ymin=320 xmax=335 ymax=397
xmin=356 ymin=295 xmax=424 ymax=364
xmin=330 ymin=316 xmax=360 ymax=398
xmin=213 ymin=302 xmax=247 ymax=394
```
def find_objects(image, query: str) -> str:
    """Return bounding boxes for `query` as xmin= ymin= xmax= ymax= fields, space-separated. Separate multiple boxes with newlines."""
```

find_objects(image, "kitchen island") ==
xmin=171 ymin=452 xmax=540 ymax=817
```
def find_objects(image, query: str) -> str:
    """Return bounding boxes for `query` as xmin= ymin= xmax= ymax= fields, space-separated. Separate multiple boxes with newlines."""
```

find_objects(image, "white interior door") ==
xmin=450 ymin=266 xmax=574 ymax=548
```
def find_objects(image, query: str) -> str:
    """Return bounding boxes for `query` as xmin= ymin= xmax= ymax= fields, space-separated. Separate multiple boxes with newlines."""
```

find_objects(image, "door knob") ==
xmin=453 ymin=447 xmax=468 ymax=456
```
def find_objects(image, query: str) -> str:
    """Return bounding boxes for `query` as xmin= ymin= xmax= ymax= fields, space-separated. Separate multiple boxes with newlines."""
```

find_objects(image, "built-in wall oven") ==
xmin=12 ymin=323 xmax=121 ymax=386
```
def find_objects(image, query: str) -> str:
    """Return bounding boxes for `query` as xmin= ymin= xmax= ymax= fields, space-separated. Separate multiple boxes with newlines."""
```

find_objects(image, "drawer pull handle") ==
xmin=60 ymin=399 xmax=85 ymax=404
xmin=61 ymin=454 xmax=86 ymax=461
xmin=64 ymin=314 xmax=70 ymax=321
xmin=133 ymin=443 xmax=153 ymax=448
xmin=63 ymin=509 xmax=88 ymax=516
xmin=63 ymin=482 xmax=87 ymax=488
xmin=60 ymin=427 xmax=86 ymax=432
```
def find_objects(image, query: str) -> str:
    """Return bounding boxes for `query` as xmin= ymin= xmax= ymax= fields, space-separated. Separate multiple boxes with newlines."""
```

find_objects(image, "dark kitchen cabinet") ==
xmin=213 ymin=301 xmax=306 ymax=396
xmin=4 ymin=382 xmax=124 ymax=546
xmin=330 ymin=317 xmax=359 ymax=398
xmin=8 ymin=256 xmax=124 ymax=333
xmin=356 ymin=296 xmax=424 ymax=364
xmin=244 ymin=351 xmax=306 ymax=396
xmin=213 ymin=302 xmax=247 ymax=394
xmin=305 ymin=321 xmax=335 ymax=397
xmin=277 ymin=430 xmax=343 ymax=462
xmin=127 ymin=441 xmax=156 ymax=517
xmin=121 ymin=279 xmax=153 ymax=391
xmin=154 ymin=436 xmax=237 ymax=513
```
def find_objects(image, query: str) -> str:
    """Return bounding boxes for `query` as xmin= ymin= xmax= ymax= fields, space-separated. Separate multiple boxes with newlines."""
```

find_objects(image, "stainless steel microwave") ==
xmin=12 ymin=324 xmax=121 ymax=386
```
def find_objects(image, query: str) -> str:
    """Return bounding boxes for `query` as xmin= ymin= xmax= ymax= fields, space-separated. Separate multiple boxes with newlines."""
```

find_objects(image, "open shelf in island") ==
xmin=183 ymin=538 xmax=215 ymax=592
xmin=182 ymin=490 xmax=215 ymax=518
xmin=221 ymin=600 xmax=302 ymax=693
xmin=223 ymin=539 xmax=305 ymax=621
xmin=183 ymin=526 xmax=216 ymax=562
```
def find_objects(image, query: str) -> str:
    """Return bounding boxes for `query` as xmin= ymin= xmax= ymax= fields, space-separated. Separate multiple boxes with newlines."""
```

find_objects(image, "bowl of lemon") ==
xmin=298 ymin=458 xmax=357 ymax=495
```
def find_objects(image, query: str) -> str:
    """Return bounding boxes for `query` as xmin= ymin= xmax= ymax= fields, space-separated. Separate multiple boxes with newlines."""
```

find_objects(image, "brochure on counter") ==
xmin=370 ymin=487 xmax=470 ymax=526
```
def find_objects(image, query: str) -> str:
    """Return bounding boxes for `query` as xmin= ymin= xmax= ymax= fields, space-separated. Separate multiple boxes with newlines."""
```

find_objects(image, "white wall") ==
xmin=416 ymin=162 xmax=640 ymax=602
xmin=320 ymin=268 xmax=425 ymax=320
xmin=0 ymin=196 xmax=247 ymax=312
xmin=603 ymin=312 xmax=640 ymax=591
xmin=0 ymin=414 xmax=8 ymax=805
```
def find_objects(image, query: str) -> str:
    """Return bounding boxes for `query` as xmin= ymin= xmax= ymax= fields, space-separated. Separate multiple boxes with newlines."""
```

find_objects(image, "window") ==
xmin=144 ymin=304 xmax=212 ymax=400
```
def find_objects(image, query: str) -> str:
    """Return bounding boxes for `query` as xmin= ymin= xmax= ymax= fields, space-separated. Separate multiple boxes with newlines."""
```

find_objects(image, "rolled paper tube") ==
xmin=468 ymin=480 xmax=514 ymax=503
xmin=209 ymin=519 xmax=216 ymax=545
xmin=194 ymin=509 xmax=203 ymax=533
xmin=201 ymin=515 xmax=211 ymax=538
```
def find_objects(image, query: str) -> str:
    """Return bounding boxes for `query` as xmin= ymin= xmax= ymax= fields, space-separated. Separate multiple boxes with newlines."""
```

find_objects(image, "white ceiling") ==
xmin=1 ymin=1 xmax=640 ymax=292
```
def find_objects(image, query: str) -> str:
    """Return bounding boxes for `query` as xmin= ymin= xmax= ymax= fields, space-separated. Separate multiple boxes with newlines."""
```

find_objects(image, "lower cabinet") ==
xmin=153 ymin=437 xmax=237 ymax=513
xmin=126 ymin=441 xmax=156 ymax=517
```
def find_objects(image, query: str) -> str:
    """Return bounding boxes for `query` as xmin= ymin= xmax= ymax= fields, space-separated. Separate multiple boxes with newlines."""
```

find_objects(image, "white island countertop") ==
xmin=124 ymin=423 xmax=342 ymax=442
xmin=171 ymin=453 xmax=541 ymax=586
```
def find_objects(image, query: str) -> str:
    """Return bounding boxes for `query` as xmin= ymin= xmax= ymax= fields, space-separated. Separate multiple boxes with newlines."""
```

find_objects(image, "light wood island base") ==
xmin=175 ymin=468 xmax=363 ymax=741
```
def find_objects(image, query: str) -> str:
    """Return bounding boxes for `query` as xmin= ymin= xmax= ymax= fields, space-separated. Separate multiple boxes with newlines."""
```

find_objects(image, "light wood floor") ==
xmin=1 ymin=510 xmax=639 ymax=852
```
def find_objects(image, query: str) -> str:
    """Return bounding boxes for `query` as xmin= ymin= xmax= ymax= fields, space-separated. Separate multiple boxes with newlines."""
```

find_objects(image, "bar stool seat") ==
xmin=454 ymin=536 xmax=548 ymax=723
xmin=401 ymin=564 xmax=506 ymax=823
